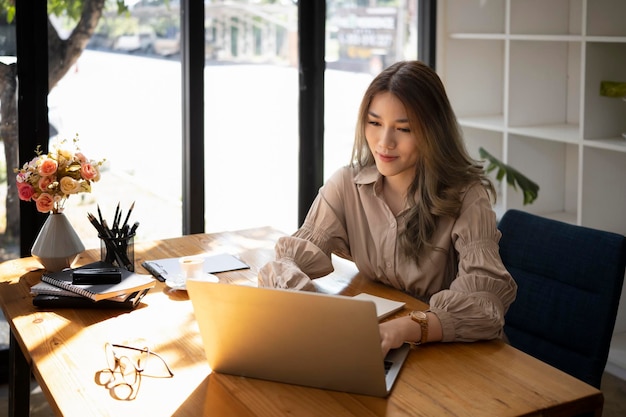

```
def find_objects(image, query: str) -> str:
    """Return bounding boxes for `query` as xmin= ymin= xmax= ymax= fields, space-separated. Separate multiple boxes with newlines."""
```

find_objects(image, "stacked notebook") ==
xmin=30 ymin=261 xmax=156 ymax=310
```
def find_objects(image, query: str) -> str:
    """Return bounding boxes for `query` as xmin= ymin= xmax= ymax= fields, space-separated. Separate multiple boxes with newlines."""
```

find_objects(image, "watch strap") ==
xmin=409 ymin=310 xmax=429 ymax=345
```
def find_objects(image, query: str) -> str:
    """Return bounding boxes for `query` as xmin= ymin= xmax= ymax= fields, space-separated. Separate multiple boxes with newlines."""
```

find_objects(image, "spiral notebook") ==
xmin=41 ymin=261 xmax=156 ymax=302
xmin=31 ymin=281 xmax=83 ymax=298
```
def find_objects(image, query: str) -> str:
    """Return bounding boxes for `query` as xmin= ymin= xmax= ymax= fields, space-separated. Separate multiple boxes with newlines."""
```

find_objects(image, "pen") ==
xmin=129 ymin=221 xmax=140 ymax=236
xmin=147 ymin=262 xmax=167 ymax=282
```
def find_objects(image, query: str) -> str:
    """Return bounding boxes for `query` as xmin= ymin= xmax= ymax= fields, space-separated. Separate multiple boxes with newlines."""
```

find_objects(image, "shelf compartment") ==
xmin=509 ymin=40 xmax=581 ymax=127
xmin=510 ymin=0 xmax=583 ymax=36
xmin=506 ymin=134 xmax=579 ymax=220
xmin=458 ymin=115 xmax=504 ymax=132
xmin=449 ymin=33 xmax=506 ymax=40
xmin=442 ymin=39 xmax=504 ymax=119
xmin=581 ymin=148 xmax=626 ymax=235
xmin=462 ymin=126 xmax=504 ymax=168
xmin=587 ymin=0 xmax=626 ymax=37
xmin=583 ymin=137 xmax=626 ymax=153
xmin=583 ymin=42 xmax=626 ymax=140
xmin=507 ymin=123 xmax=579 ymax=143
xmin=508 ymin=34 xmax=583 ymax=42
xmin=443 ymin=0 xmax=505 ymax=34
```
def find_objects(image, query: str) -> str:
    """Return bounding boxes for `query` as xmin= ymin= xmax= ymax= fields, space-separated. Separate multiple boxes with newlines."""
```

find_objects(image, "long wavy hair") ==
xmin=351 ymin=61 xmax=495 ymax=261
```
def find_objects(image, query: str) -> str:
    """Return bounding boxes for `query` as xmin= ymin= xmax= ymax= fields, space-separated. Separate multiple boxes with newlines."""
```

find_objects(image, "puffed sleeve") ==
xmin=428 ymin=185 xmax=518 ymax=342
xmin=258 ymin=169 xmax=351 ymax=291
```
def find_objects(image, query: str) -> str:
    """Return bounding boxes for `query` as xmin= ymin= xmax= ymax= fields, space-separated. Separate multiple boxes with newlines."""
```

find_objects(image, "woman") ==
xmin=259 ymin=61 xmax=517 ymax=356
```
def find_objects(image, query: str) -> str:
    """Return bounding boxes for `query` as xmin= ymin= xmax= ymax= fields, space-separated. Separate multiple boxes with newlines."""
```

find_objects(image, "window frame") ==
xmin=15 ymin=0 xmax=436 ymax=254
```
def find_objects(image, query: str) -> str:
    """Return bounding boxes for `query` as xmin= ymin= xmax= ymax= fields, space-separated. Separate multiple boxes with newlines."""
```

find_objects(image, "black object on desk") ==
xmin=72 ymin=268 xmax=122 ymax=285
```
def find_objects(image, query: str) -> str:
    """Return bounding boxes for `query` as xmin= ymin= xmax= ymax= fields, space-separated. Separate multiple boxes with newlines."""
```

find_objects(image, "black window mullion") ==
xmin=297 ymin=1 xmax=326 ymax=226
xmin=16 ymin=0 xmax=49 ymax=256
xmin=181 ymin=0 xmax=205 ymax=235
xmin=418 ymin=0 xmax=437 ymax=69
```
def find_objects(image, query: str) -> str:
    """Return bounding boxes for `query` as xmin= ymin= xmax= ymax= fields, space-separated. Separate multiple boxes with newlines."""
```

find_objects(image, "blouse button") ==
xmin=386 ymin=261 xmax=392 ymax=268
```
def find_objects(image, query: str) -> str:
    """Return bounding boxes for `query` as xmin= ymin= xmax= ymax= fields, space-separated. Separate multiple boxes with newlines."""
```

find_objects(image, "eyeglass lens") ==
xmin=100 ymin=343 xmax=173 ymax=400
xmin=104 ymin=343 xmax=144 ymax=386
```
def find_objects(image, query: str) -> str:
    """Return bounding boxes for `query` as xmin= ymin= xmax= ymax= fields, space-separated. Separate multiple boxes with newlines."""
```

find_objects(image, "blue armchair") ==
xmin=498 ymin=209 xmax=626 ymax=388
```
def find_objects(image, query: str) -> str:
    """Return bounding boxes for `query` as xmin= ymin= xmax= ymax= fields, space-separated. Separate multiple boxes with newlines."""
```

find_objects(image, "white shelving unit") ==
xmin=436 ymin=0 xmax=626 ymax=378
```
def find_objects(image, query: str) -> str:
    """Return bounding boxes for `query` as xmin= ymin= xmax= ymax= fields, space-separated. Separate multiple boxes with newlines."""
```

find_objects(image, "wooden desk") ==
xmin=0 ymin=227 xmax=603 ymax=416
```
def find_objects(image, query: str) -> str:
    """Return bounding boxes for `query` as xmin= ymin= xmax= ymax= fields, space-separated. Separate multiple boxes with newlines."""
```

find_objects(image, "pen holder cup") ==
xmin=99 ymin=234 xmax=135 ymax=272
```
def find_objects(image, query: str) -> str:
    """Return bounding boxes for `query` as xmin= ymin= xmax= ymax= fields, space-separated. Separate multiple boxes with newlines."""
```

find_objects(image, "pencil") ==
xmin=112 ymin=202 xmax=121 ymax=233
xmin=97 ymin=205 xmax=104 ymax=225
xmin=121 ymin=201 xmax=135 ymax=231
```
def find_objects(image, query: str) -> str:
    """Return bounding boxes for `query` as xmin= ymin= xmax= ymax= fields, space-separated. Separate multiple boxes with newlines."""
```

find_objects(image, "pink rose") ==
xmin=38 ymin=158 xmax=58 ymax=177
xmin=38 ymin=176 xmax=55 ymax=193
xmin=17 ymin=182 xmax=35 ymax=201
xmin=35 ymin=193 xmax=55 ymax=213
xmin=75 ymin=152 xmax=88 ymax=164
xmin=16 ymin=172 xmax=27 ymax=184
xmin=80 ymin=163 xmax=99 ymax=181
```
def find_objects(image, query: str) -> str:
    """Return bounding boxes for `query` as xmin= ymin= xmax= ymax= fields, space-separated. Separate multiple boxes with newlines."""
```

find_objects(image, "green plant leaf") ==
xmin=478 ymin=147 xmax=539 ymax=205
xmin=600 ymin=81 xmax=626 ymax=98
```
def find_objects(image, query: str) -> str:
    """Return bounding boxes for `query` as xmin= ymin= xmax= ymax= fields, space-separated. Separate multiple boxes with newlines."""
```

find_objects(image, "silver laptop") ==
xmin=186 ymin=280 xmax=410 ymax=397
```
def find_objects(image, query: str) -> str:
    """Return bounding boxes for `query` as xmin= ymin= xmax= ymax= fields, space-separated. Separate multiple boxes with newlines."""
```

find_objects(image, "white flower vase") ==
xmin=31 ymin=212 xmax=85 ymax=272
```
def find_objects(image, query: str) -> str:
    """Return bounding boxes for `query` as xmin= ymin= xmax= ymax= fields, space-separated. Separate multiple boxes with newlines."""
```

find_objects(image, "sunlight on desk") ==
xmin=0 ymin=228 xmax=604 ymax=417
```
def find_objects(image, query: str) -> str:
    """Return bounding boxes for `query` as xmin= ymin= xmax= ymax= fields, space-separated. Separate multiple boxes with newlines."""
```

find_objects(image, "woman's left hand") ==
xmin=379 ymin=315 xmax=421 ymax=357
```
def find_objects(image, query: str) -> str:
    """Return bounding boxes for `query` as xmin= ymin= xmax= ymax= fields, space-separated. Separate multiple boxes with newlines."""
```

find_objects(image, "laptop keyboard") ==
xmin=384 ymin=360 xmax=393 ymax=375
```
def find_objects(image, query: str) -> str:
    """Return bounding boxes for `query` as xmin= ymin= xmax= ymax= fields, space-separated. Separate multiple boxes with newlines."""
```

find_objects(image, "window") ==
xmin=46 ymin=1 xmax=183 ymax=251
xmin=3 ymin=0 xmax=431 ymax=262
xmin=324 ymin=0 xmax=419 ymax=179
xmin=203 ymin=1 xmax=299 ymax=234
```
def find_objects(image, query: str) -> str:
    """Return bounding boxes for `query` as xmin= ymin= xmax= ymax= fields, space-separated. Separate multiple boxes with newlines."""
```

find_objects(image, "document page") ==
xmin=352 ymin=293 xmax=406 ymax=320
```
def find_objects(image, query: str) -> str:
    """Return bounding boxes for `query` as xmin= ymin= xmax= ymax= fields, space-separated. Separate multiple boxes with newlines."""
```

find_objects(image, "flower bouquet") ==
xmin=15 ymin=134 xmax=104 ymax=213
xmin=15 ymin=135 xmax=105 ymax=271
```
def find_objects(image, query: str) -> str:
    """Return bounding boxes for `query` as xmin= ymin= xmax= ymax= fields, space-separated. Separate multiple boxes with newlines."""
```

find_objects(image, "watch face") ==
xmin=412 ymin=311 xmax=427 ymax=321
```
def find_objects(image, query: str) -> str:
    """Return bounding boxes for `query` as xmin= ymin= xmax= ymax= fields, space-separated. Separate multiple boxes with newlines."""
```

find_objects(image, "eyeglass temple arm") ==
xmin=111 ymin=344 xmax=174 ymax=377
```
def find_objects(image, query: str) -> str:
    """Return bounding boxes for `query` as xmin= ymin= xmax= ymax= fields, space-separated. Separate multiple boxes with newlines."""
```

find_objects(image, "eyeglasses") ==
xmin=96 ymin=343 xmax=174 ymax=400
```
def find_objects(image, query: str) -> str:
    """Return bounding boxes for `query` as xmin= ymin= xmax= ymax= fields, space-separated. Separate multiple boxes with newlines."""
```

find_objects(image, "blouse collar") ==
xmin=353 ymin=165 xmax=380 ymax=185
xmin=353 ymin=165 xmax=385 ymax=198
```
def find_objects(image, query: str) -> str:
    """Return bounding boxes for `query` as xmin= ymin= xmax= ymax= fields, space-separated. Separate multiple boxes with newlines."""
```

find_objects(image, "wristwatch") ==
xmin=409 ymin=310 xmax=429 ymax=345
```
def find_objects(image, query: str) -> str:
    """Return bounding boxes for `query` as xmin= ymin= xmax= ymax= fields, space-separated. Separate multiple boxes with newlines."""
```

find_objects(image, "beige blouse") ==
xmin=258 ymin=165 xmax=517 ymax=342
